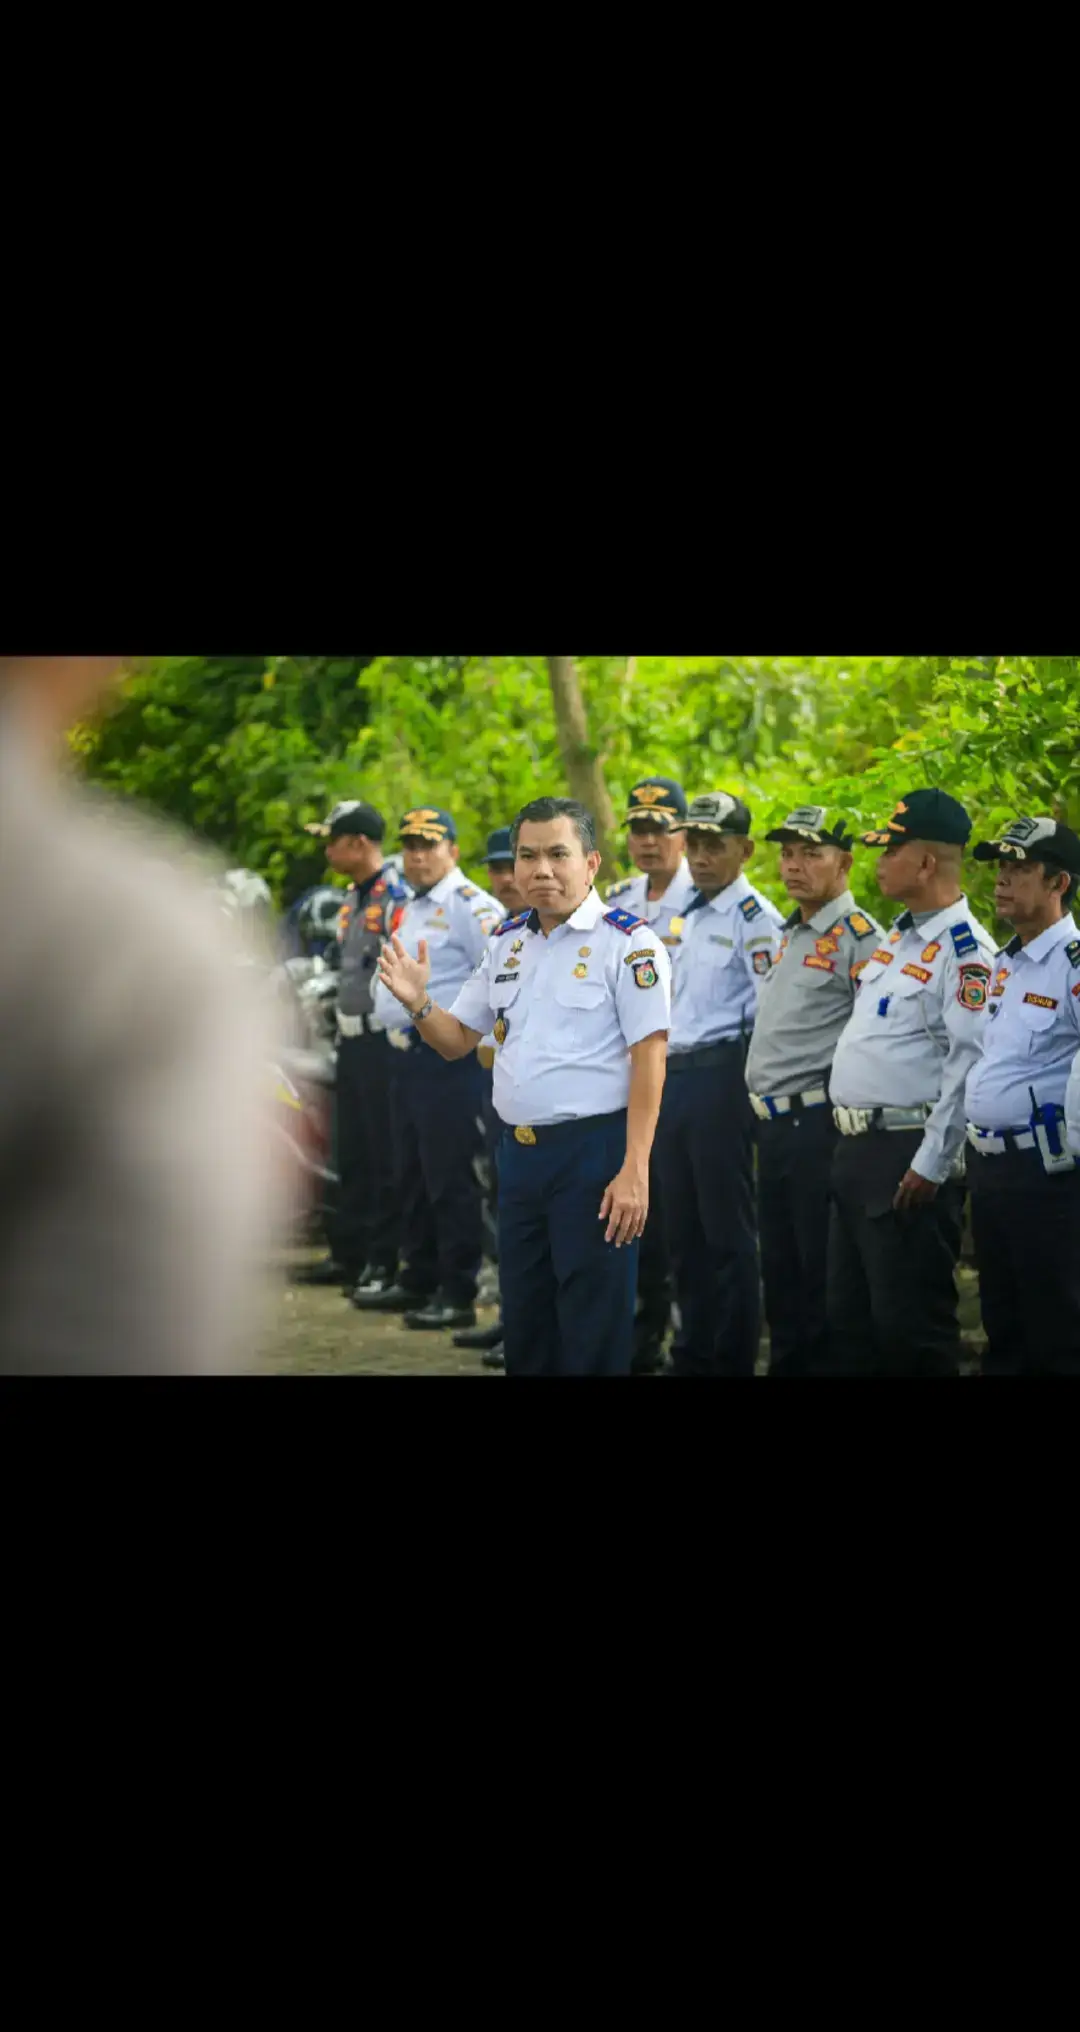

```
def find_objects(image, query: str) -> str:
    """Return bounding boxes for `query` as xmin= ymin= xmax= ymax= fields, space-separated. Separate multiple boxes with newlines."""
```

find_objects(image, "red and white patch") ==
xmin=803 ymin=954 xmax=836 ymax=974
xmin=1024 ymin=992 xmax=1059 ymax=1010
xmin=871 ymin=948 xmax=894 ymax=966
xmin=901 ymin=962 xmax=932 ymax=983
xmin=921 ymin=941 xmax=942 ymax=964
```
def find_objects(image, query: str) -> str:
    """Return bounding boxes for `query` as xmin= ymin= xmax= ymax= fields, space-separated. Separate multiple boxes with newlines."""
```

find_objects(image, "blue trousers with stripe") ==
xmin=497 ymin=1112 xmax=639 ymax=1376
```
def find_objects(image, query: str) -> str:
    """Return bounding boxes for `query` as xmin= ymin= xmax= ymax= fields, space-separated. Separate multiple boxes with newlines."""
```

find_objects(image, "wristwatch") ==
xmin=412 ymin=996 xmax=435 ymax=1023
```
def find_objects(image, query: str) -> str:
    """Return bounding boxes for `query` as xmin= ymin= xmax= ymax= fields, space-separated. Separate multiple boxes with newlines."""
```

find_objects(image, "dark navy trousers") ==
xmin=393 ymin=1040 xmax=486 ymax=1307
xmin=497 ymin=1111 xmax=639 ymax=1376
xmin=655 ymin=1044 xmax=760 ymax=1376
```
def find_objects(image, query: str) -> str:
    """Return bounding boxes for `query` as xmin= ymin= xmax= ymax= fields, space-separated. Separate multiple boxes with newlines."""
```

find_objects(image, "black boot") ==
xmin=480 ymin=1343 xmax=506 ymax=1371
xmin=452 ymin=1319 xmax=505 ymax=1350
xmin=404 ymin=1291 xmax=477 ymax=1331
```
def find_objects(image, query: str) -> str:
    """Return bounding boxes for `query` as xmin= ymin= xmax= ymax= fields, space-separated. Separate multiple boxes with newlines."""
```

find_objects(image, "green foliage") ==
xmin=78 ymin=654 xmax=1080 ymax=930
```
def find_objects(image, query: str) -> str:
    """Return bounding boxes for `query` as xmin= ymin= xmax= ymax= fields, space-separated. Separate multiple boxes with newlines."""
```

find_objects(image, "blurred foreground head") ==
xmin=0 ymin=657 xmax=284 ymax=1373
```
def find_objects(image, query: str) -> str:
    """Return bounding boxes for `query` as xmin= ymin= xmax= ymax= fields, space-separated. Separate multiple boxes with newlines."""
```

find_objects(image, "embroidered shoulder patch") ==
xmin=845 ymin=912 xmax=875 ymax=939
xmin=1067 ymin=940 xmax=1080 ymax=969
xmin=632 ymin=957 xmax=659 ymax=989
xmin=752 ymin=950 xmax=772 ymax=975
xmin=901 ymin=962 xmax=932 ymax=983
xmin=921 ymin=942 xmax=942 ymax=964
xmin=949 ymin=921 xmax=978 ymax=958
xmin=957 ymin=963 xmax=991 ymax=1010
xmin=625 ymin=948 xmax=655 ymax=964
xmin=606 ymin=878 xmax=635 ymax=899
xmin=1024 ymin=992 xmax=1059 ymax=1010
xmin=603 ymin=907 xmax=645 ymax=935
xmin=458 ymin=885 xmax=477 ymax=899
xmin=739 ymin=896 xmax=763 ymax=922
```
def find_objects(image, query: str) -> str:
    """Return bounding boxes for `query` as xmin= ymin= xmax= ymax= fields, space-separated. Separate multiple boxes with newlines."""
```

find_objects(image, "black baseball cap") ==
xmin=685 ymin=791 xmax=752 ymax=836
xmin=861 ymin=789 xmax=972 ymax=848
xmin=485 ymin=827 xmax=515 ymax=865
xmin=623 ymin=777 xmax=689 ymax=830
xmin=766 ymin=803 xmax=853 ymax=849
xmin=973 ymin=815 xmax=1080 ymax=876
xmin=304 ymin=799 xmax=386 ymax=842
xmin=398 ymin=806 xmax=457 ymax=844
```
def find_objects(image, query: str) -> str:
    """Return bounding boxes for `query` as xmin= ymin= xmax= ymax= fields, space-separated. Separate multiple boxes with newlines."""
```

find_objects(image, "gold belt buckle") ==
xmin=514 ymin=1124 xmax=537 ymax=1146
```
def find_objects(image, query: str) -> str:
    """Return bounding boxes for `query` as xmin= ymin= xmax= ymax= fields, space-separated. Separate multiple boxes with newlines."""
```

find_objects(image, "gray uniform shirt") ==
xmin=744 ymin=889 xmax=883 ymax=1099
xmin=336 ymin=864 xmax=410 ymax=1019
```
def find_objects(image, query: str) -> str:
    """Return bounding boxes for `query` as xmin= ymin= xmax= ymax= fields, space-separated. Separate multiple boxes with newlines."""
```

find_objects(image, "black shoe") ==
xmin=294 ymin=1256 xmax=359 ymax=1287
xmin=352 ymin=1282 xmax=430 ymax=1313
xmin=404 ymin=1296 xmax=477 ymax=1331
xmin=348 ymin=1267 xmax=399 ymax=1301
xmin=452 ymin=1319 xmax=505 ymax=1350
xmin=480 ymin=1344 xmax=506 ymax=1370
xmin=631 ymin=1340 xmax=666 ymax=1376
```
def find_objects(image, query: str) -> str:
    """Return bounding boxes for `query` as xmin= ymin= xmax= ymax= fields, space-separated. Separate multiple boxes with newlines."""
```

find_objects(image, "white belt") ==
xmin=337 ymin=1011 xmax=379 ymax=1038
xmin=748 ymin=1085 xmax=828 ymax=1120
xmin=966 ymin=1123 xmax=1036 ymax=1155
xmin=833 ymin=1103 xmax=932 ymax=1136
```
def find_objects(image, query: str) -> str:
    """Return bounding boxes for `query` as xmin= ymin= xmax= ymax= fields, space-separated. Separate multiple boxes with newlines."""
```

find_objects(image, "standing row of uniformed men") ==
xmin=298 ymin=777 xmax=1080 ymax=1378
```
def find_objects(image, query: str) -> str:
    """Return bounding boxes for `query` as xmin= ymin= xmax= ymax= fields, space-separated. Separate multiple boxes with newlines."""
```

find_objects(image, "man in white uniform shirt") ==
xmin=655 ymin=791 xmax=783 ymax=1377
xmin=963 ymin=817 xmax=1080 ymax=1376
xmin=828 ymin=788 xmax=995 ymax=1377
xmin=377 ymin=796 xmax=672 ymax=1377
xmin=358 ymin=805 xmax=502 ymax=1332
xmin=605 ymin=774 xmax=695 ymax=1372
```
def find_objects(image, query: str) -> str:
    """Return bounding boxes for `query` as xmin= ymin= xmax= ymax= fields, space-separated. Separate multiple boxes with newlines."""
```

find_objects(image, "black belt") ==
xmin=499 ymin=1109 xmax=626 ymax=1147
xmin=667 ymin=1042 xmax=744 ymax=1073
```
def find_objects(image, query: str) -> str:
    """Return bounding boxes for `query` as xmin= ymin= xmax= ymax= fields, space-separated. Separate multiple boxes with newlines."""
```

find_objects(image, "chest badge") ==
xmin=510 ymin=939 xmax=524 ymax=954
xmin=667 ymin=917 xmax=686 ymax=939
xmin=573 ymin=963 xmax=589 ymax=979
xmin=921 ymin=941 xmax=942 ymax=964
xmin=815 ymin=935 xmax=840 ymax=957
xmin=578 ymin=946 xmax=591 ymax=958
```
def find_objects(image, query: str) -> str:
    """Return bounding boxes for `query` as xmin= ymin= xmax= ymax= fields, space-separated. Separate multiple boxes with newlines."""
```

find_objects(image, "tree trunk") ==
xmin=546 ymin=655 xmax=620 ymax=879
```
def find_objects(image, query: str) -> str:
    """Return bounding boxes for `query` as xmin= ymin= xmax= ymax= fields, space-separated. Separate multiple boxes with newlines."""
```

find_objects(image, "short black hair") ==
xmin=510 ymin=797 xmax=597 ymax=855
xmin=1032 ymin=858 xmax=1079 ymax=913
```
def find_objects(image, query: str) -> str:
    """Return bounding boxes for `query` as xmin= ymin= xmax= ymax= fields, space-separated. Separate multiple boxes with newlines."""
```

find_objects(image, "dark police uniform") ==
xmin=964 ymin=817 xmax=1080 ymax=1376
xmin=744 ymin=806 xmax=882 ymax=1377
xmin=449 ymin=890 xmax=672 ymax=1376
xmin=654 ymin=793 xmax=784 ymax=1377
xmin=607 ymin=776 xmax=695 ymax=1372
xmin=371 ymin=811 xmax=502 ymax=1316
xmin=827 ymin=790 xmax=995 ymax=1377
xmin=331 ymin=860 xmax=410 ymax=1287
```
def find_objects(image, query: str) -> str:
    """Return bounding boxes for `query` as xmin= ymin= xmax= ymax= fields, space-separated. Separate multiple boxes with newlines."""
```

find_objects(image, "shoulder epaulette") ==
xmin=739 ymin=895 xmax=763 ymax=923
xmin=1066 ymin=939 xmax=1080 ymax=969
xmin=949 ymin=920 xmax=978 ymax=958
xmin=496 ymin=910 xmax=530 ymax=934
xmin=458 ymin=884 xmax=477 ymax=899
xmin=606 ymin=877 xmax=635 ymax=899
xmin=844 ymin=911 xmax=876 ymax=940
xmin=604 ymin=907 xmax=645 ymax=935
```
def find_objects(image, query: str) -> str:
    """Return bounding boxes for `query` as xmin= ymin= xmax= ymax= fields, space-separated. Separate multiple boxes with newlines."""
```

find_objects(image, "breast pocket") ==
xmin=554 ymin=976 xmax=609 ymax=1036
xmin=1017 ymin=999 xmax=1060 ymax=1050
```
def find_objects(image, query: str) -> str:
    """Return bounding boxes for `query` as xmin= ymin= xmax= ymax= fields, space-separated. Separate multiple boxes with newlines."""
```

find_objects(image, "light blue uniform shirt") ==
xmin=668 ymin=873 xmax=784 ymax=1055
xmin=965 ymin=915 xmax=1080 ymax=1131
xmin=372 ymin=865 xmax=502 ymax=1034
xmin=830 ymin=895 xmax=996 ymax=1181
xmin=606 ymin=858 xmax=697 ymax=954
xmin=449 ymin=887 xmax=671 ymax=1126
